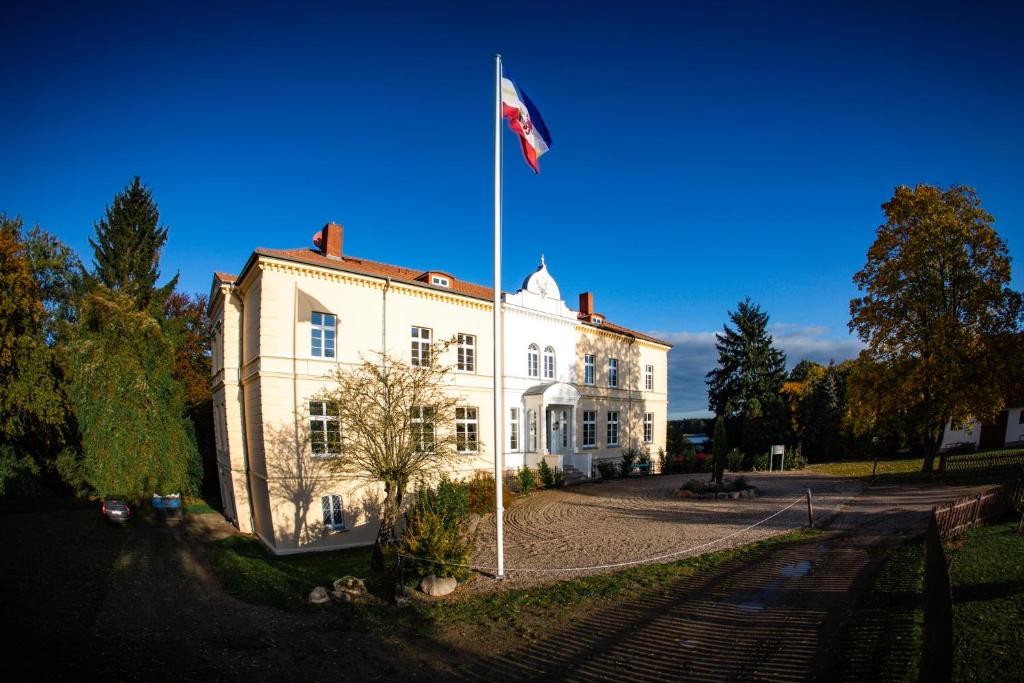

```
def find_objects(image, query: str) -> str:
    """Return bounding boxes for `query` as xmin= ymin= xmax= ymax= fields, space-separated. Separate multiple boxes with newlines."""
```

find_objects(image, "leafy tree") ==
xmin=711 ymin=415 xmax=728 ymax=483
xmin=706 ymin=298 xmax=789 ymax=462
xmin=317 ymin=341 xmax=470 ymax=569
xmin=66 ymin=288 xmax=201 ymax=499
xmin=849 ymin=185 xmax=1023 ymax=471
xmin=0 ymin=216 xmax=76 ymax=494
xmin=88 ymin=176 xmax=178 ymax=310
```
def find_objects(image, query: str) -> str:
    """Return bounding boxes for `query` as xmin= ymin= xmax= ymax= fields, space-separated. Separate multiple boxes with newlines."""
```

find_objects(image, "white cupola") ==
xmin=520 ymin=254 xmax=561 ymax=300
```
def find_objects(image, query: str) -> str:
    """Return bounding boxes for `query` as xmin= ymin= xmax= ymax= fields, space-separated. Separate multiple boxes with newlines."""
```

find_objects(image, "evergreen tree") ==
xmin=706 ymin=298 xmax=789 ymax=461
xmin=88 ymin=176 xmax=177 ymax=310
xmin=711 ymin=415 xmax=728 ymax=484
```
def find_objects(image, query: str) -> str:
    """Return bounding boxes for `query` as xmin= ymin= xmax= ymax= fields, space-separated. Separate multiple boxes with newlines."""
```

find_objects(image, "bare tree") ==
xmin=317 ymin=339 xmax=475 ymax=568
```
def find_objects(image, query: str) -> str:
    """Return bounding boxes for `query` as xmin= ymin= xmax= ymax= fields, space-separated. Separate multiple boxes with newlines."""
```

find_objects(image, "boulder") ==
xmin=331 ymin=576 xmax=368 ymax=602
xmin=716 ymin=492 xmax=728 ymax=500
xmin=309 ymin=586 xmax=331 ymax=605
xmin=420 ymin=574 xmax=458 ymax=597
xmin=729 ymin=491 xmax=741 ymax=500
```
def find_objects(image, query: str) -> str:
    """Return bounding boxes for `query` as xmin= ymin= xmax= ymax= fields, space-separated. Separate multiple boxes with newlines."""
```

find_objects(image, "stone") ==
xmin=420 ymin=574 xmax=458 ymax=597
xmin=333 ymin=576 xmax=367 ymax=594
xmin=309 ymin=586 xmax=330 ymax=605
xmin=717 ymin=492 xmax=728 ymax=500
xmin=729 ymin=492 xmax=741 ymax=500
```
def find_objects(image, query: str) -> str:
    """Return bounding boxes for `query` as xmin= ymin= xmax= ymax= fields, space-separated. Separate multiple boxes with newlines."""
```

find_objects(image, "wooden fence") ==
xmin=932 ymin=484 xmax=1013 ymax=538
xmin=940 ymin=448 xmax=1024 ymax=475
xmin=919 ymin=481 xmax=1022 ymax=683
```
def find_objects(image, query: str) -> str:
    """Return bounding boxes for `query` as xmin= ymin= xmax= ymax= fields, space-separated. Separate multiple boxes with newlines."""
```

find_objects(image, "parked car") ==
xmin=151 ymin=493 xmax=183 ymax=520
xmin=101 ymin=497 xmax=132 ymax=524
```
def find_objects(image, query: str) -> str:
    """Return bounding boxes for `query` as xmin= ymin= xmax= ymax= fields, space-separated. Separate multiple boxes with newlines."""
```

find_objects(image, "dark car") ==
xmin=101 ymin=497 xmax=132 ymax=523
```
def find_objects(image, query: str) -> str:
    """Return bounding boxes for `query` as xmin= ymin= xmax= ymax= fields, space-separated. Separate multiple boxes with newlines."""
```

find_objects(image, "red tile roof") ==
xmin=229 ymin=246 xmax=671 ymax=348
xmin=214 ymin=271 xmax=237 ymax=283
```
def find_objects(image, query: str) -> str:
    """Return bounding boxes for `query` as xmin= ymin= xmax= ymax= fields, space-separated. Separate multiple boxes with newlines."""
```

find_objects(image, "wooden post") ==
xmin=806 ymin=488 xmax=815 ymax=528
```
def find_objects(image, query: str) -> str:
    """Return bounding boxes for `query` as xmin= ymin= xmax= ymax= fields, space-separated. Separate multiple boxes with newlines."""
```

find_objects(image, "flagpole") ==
xmin=492 ymin=53 xmax=506 ymax=580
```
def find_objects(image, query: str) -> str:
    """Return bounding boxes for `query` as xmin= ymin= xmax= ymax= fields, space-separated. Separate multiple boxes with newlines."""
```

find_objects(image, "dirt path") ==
xmin=450 ymin=480 xmax=989 ymax=682
xmin=467 ymin=472 xmax=863 ymax=590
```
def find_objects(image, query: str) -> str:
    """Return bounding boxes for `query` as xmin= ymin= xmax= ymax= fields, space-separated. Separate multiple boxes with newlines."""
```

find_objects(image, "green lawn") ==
xmin=806 ymin=457 xmax=926 ymax=479
xmin=205 ymin=534 xmax=377 ymax=611
xmin=184 ymin=498 xmax=219 ymax=515
xmin=206 ymin=528 xmax=821 ymax=636
xmin=0 ymin=501 xmax=129 ymax=662
xmin=829 ymin=541 xmax=924 ymax=682
xmin=946 ymin=517 xmax=1024 ymax=683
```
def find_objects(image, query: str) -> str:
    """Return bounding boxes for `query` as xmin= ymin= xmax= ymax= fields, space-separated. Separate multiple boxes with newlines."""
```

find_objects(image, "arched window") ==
xmin=543 ymin=346 xmax=555 ymax=379
xmin=527 ymin=344 xmax=539 ymax=378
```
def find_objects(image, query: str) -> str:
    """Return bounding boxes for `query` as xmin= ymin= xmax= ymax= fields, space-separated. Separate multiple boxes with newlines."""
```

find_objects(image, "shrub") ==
xmin=465 ymin=471 xmax=512 ymax=514
xmin=538 ymin=459 xmax=555 ymax=488
xmin=784 ymin=450 xmax=808 ymax=470
xmin=596 ymin=459 xmax=618 ymax=479
xmin=553 ymin=468 xmax=565 ymax=487
xmin=620 ymin=448 xmax=638 ymax=476
xmin=657 ymin=448 xmax=668 ymax=474
xmin=727 ymin=449 xmax=745 ymax=471
xmin=400 ymin=476 xmax=473 ymax=580
xmin=517 ymin=466 xmax=535 ymax=493
xmin=753 ymin=453 xmax=769 ymax=471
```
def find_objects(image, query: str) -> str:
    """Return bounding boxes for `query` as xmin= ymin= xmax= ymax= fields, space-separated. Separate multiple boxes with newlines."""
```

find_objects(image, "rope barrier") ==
xmin=398 ymin=495 xmax=807 ymax=576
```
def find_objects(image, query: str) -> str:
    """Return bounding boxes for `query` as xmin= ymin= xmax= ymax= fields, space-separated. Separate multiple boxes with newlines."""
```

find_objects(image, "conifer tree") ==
xmin=706 ymin=298 xmax=789 ymax=461
xmin=711 ymin=415 xmax=728 ymax=484
xmin=88 ymin=176 xmax=177 ymax=310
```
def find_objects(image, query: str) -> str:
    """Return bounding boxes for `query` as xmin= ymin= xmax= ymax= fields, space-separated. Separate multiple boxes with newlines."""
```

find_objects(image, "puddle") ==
xmin=779 ymin=560 xmax=812 ymax=578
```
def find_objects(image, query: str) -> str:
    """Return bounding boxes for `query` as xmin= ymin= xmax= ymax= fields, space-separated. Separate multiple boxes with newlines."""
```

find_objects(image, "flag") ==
xmin=500 ymin=74 xmax=552 ymax=173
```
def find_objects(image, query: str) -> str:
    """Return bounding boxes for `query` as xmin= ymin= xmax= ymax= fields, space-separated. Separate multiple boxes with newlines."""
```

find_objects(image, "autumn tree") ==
xmin=317 ymin=341 xmax=472 ymax=569
xmin=88 ymin=176 xmax=178 ymax=311
xmin=849 ymin=184 xmax=1023 ymax=471
xmin=706 ymin=298 xmax=789 ymax=462
xmin=0 ymin=216 xmax=81 ymax=494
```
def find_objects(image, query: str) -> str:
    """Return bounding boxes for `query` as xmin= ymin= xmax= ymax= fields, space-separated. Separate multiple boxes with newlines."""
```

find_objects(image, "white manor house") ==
xmin=210 ymin=222 xmax=671 ymax=553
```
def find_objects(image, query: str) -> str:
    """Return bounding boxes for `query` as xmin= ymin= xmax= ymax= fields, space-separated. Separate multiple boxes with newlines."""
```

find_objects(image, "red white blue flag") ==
xmin=501 ymin=74 xmax=552 ymax=173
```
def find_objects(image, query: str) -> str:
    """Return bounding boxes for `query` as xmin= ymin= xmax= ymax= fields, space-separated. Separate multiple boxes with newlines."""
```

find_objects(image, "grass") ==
xmin=805 ymin=457 xmax=927 ymax=483
xmin=946 ymin=516 xmax=1024 ymax=683
xmin=206 ymin=527 xmax=821 ymax=639
xmin=205 ymin=534 xmax=377 ymax=611
xmin=829 ymin=540 xmax=924 ymax=682
xmin=0 ymin=500 xmax=130 ymax=665
xmin=184 ymin=498 xmax=219 ymax=515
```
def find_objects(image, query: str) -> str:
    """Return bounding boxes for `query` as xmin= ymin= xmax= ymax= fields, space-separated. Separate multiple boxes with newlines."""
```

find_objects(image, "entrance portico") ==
xmin=522 ymin=382 xmax=589 ymax=476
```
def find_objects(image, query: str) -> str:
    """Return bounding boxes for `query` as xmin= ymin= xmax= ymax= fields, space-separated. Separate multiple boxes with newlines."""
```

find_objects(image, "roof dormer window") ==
xmin=431 ymin=275 xmax=450 ymax=287
xmin=592 ymin=316 xmax=603 ymax=325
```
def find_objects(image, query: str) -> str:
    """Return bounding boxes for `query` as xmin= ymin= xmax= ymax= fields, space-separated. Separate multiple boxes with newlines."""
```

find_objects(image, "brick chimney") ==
xmin=579 ymin=291 xmax=594 ymax=317
xmin=320 ymin=222 xmax=343 ymax=258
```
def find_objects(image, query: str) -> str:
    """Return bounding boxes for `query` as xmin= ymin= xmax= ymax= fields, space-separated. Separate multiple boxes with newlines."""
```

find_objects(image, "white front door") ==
xmin=547 ymin=409 xmax=569 ymax=455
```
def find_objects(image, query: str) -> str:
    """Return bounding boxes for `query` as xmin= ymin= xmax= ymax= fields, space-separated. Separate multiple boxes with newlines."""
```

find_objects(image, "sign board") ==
xmin=769 ymin=444 xmax=785 ymax=472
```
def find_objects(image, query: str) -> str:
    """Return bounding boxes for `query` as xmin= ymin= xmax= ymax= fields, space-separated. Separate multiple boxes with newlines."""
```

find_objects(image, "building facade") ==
xmin=210 ymin=222 xmax=670 ymax=554
xmin=940 ymin=406 xmax=1024 ymax=451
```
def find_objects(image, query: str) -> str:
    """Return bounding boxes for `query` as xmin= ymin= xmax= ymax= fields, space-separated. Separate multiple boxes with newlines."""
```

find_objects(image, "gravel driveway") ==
xmin=465 ymin=472 xmax=865 ymax=590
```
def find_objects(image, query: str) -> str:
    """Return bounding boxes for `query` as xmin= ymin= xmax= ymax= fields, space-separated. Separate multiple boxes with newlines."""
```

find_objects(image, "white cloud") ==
xmin=648 ymin=324 xmax=864 ymax=418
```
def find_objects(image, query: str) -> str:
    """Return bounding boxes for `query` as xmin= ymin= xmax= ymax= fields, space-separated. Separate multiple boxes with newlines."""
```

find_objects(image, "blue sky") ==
xmin=3 ymin=1 xmax=1022 ymax=416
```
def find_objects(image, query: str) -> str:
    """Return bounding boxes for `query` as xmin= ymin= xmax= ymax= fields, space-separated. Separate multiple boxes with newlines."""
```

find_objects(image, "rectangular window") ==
xmin=584 ymin=355 xmax=595 ymax=385
xmin=607 ymin=411 xmax=619 ymax=447
xmin=608 ymin=358 xmax=619 ymax=388
xmin=411 ymin=326 xmax=431 ymax=366
xmin=309 ymin=401 xmax=340 ymax=457
xmin=457 ymin=333 xmax=476 ymax=372
xmin=311 ymin=312 xmax=336 ymax=358
xmin=510 ymin=408 xmax=520 ymax=451
xmin=410 ymin=406 xmax=435 ymax=453
xmin=644 ymin=412 xmax=654 ymax=443
xmin=321 ymin=494 xmax=345 ymax=530
xmin=645 ymin=365 xmax=654 ymax=391
xmin=528 ymin=409 xmax=538 ymax=451
xmin=456 ymin=407 xmax=479 ymax=453
xmin=431 ymin=275 xmax=450 ymax=287
xmin=583 ymin=410 xmax=596 ymax=447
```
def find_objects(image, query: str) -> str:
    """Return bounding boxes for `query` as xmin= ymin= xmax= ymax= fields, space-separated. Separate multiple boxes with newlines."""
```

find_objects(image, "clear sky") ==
xmin=3 ymin=1 xmax=1022 ymax=417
